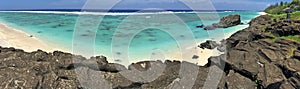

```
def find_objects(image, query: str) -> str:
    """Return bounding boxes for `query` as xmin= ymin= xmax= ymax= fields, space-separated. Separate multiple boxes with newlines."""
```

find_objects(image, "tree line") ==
xmin=264 ymin=0 xmax=300 ymax=14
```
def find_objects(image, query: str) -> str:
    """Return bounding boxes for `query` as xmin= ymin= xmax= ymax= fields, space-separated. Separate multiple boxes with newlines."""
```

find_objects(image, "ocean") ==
xmin=0 ymin=10 xmax=259 ymax=65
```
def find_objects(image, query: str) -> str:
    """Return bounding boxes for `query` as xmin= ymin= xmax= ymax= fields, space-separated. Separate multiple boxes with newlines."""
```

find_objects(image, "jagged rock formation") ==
xmin=213 ymin=14 xmax=242 ymax=28
xmin=0 ymin=47 xmax=225 ymax=89
xmin=198 ymin=39 xmax=227 ymax=52
xmin=204 ymin=14 xmax=242 ymax=30
xmin=0 ymin=15 xmax=299 ymax=89
xmin=221 ymin=15 xmax=300 ymax=88
xmin=198 ymin=40 xmax=219 ymax=49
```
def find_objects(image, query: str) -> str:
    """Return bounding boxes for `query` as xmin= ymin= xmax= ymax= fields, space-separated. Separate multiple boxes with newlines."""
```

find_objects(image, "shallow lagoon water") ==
xmin=0 ymin=11 xmax=259 ymax=64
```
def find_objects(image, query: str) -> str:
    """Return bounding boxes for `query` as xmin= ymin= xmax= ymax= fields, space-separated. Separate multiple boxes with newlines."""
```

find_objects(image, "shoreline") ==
xmin=0 ymin=22 xmax=66 ymax=53
xmin=0 ymin=12 xmax=264 ymax=66
xmin=0 ymin=21 xmax=216 ymax=66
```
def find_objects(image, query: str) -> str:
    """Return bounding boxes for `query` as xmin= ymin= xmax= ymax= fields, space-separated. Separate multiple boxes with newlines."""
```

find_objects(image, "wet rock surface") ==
xmin=0 ymin=15 xmax=300 ymax=89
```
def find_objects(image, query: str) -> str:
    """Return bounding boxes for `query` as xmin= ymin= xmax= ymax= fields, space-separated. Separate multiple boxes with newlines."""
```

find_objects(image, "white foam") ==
xmin=0 ymin=11 xmax=222 ymax=16
xmin=224 ymin=11 xmax=235 ymax=12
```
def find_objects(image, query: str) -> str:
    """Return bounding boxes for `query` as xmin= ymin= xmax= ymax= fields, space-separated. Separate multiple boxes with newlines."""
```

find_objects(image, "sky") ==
xmin=0 ymin=0 xmax=292 ymax=11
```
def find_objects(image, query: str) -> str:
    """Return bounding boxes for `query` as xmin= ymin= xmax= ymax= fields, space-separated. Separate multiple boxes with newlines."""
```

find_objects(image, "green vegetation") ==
xmin=265 ymin=0 xmax=300 ymax=14
xmin=291 ymin=0 xmax=300 ymax=11
xmin=288 ymin=47 xmax=297 ymax=56
xmin=264 ymin=2 xmax=288 ymax=14
xmin=283 ymin=35 xmax=300 ymax=42
xmin=270 ymin=35 xmax=299 ymax=56
xmin=291 ymin=11 xmax=300 ymax=20
xmin=268 ymin=12 xmax=300 ymax=20
xmin=265 ymin=0 xmax=300 ymax=20
xmin=272 ymin=35 xmax=300 ymax=42
xmin=265 ymin=1 xmax=300 ymax=44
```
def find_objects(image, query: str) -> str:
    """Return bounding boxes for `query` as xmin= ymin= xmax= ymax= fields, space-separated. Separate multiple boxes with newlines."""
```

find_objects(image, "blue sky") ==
xmin=0 ymin=0 xmax=291 ymax=10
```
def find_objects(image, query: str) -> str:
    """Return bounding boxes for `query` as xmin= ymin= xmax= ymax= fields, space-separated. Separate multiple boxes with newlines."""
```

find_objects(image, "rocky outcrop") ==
xmin=196 ymin=24 xmax=204 ymax=28
xmin=198 ymin=15 xmax=300 ymax=88
xmin=213 ymin=14 xmax=242 ymax=28
xmin=198 ymin=39 xmax=227 ymax=52
xmin=219 ymin=15 xmax=300 ymax=89
xmin=198 ymin=40 xmax=219 ymax=49
xmin=204 ymin=14 xmax=242 ymax=30
xmin=0 ymin=47 xmax=223 ymax=89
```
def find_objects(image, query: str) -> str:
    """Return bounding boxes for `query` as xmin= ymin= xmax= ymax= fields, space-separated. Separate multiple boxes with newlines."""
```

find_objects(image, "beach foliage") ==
xmin=265 ymin=0 xmax=300 ymax=14
xmin=268 ymin=12 xmax=300 ymax=20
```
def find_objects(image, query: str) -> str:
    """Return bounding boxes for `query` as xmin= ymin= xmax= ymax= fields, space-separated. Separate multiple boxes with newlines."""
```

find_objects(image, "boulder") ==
xmin=214 ymin=14 xmax=242 ymax=28
xmin=198 ymin=40 xmax=219 ymax=49
xmin=196 ymin=24 xmax=204 ymax=28
xmin=204 ymin=15 xmax=243 ymax=30
xmin=204 ymin=14 xmax=242 ymax=30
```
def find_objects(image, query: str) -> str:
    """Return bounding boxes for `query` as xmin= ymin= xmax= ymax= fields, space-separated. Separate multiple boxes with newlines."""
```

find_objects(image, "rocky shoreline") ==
xmin=0 ymin=15 xmax=300 ymax=89
xmin=223 ymin=15 xmax=300 ymax=88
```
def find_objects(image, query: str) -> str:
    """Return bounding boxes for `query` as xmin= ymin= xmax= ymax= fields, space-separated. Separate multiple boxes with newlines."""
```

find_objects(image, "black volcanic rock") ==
xmin=196 ymin=24 xmax=204 ymax=28
xmin=0 ymin=47 xmax=220 ymax=89
xmin=226 ymin=70 xmax=256 ymax=89
xmin=198 ymin=39 xmax=226 ymax=52
xmin=265 ymin=22 xmax=300 ymax=37
xmin=204 ymin=14 xmax=242 ymax=30
xmin=221 ymin=15 xmax=300 ymax=88
xmin=198 ymin=40 xmax=219 ymax=49
xmin=213 ymin=14 xmax=242 ymax=28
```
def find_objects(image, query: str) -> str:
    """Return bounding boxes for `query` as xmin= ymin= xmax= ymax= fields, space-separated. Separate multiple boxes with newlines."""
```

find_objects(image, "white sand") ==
xmin=0 ymin=22 xmax=65 ymax=53
xmin=0 ymin=36 xmax=9 ymax=47
xmin=259 ymin=12 xmax=267 ymax=15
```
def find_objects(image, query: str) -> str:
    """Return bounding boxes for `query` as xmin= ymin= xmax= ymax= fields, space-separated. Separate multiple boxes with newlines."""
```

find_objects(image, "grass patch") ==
xmin=282 ymin=35 xmax=300 ymax=42
xmin=288 ymin=47 xmax=297 ymax=56
xmin=272 ymin=35 xmax=300 ymax=42
xmin=270 ymin=36 xmax=298 ymax=56
xmin=268 ymin=12 xmax=300 ymax=20
xmin=291 ymin=12 xmax=300 ymax=20
xmin=268 ymin=13 xmax=285 ymax=20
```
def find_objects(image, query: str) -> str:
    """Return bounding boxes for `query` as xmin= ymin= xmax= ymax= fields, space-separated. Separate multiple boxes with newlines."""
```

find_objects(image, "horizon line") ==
xmin=0 ymin=9 xmax=262 ymax=12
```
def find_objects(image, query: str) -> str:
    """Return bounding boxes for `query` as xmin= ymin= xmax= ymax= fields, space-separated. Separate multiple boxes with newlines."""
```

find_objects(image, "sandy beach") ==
xmin=0 ymin=21 xmax=217 ymax=66
xmin=0 ymin=22 xmax=64 ymax=53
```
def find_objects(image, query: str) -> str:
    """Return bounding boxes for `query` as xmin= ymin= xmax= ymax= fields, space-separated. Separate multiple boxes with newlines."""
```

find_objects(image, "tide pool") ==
xmin=0 ymin=11 xmax=259 ymax=64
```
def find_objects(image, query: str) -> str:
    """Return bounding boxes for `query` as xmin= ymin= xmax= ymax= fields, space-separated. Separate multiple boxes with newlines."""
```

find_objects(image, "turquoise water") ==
xmin=0 ymin=11 xmax=259 ymax=64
